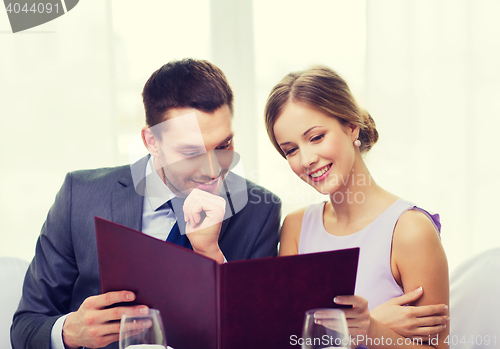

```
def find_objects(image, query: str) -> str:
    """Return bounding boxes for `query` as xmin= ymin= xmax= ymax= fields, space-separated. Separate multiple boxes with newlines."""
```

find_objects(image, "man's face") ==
xmin=152 ymin=105 xmax=234 ymax=197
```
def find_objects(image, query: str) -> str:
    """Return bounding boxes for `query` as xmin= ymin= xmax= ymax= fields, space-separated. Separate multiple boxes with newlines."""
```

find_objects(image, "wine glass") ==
xmin=302 ymin=308 xmax=351 ymax=349
xmin=119 ymin=308 xmax=167 ymax=349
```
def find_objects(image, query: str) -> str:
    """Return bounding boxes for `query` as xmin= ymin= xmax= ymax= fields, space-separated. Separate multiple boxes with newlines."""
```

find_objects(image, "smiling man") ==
xmin=11 ymin=59 xmax=281 ymax=349
xmin=146 ymin=108 xmax=234 ymax=196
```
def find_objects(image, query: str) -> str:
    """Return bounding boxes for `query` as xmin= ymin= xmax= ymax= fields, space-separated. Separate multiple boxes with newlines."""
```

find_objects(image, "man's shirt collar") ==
xmin=145 ymin=156 xmax=176 ymax=211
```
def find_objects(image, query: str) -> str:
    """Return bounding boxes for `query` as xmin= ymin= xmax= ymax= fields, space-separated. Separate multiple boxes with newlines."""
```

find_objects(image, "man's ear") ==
xmin=141 ymin=126 xmax=161 ymax=158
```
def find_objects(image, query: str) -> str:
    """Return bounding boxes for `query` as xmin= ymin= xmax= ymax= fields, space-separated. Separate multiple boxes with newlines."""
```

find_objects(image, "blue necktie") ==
xmin=166 ymin=199 xmax=192 ymax=250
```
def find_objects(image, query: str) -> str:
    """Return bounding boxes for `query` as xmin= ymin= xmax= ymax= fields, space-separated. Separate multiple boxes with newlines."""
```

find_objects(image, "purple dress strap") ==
xmin=412 ymin=206 xmax=442 ymax=235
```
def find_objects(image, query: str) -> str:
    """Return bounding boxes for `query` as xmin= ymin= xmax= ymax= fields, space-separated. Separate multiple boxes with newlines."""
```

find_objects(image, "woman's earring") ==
xmin=354 ymin=138 xmax=361 ymax=147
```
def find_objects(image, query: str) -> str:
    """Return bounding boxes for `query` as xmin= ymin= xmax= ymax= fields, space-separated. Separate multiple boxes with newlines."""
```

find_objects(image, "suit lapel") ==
xmin=218 ymin=172 xmax=248 ymax=242
xmin=111 ymin=156 xmax=149 ymax=231
xmin=219 ymin=217 xmax=230 ymax=242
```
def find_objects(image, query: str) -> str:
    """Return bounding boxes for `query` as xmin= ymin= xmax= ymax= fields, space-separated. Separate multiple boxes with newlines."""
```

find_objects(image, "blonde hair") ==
xmin=265 ymin=65 xmax=378 ymax=157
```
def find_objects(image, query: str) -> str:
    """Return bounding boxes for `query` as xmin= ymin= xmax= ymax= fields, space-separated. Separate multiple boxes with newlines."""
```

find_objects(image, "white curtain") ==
xmin=364 ymin=0 xmax=500 ymax=271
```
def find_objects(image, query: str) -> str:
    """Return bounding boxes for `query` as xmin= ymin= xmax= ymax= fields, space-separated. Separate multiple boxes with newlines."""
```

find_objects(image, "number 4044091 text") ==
xmin=5 ymin=3 xmax=60 ymax=14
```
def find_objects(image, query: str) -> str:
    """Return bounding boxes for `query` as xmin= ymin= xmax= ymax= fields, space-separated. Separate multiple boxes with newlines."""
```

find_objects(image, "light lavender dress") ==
xmin=299 ymin=200 xmax=441 ymax=348
xmin=298 ymin=199 xmax=441 ymax=310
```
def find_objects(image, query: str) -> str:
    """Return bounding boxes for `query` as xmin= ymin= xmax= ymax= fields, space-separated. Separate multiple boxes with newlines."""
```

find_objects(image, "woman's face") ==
xmin=273 ymin=101 xmax=359 ymax=195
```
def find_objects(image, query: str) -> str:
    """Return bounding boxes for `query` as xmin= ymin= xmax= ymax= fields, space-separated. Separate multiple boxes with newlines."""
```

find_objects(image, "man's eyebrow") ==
xmin=174 ymin=134 xmax=234 ymax=151
xmin=217 ymin=134 xmax=234 ymax=146
xmin=174 ymin=143 xmax=206 ymax=151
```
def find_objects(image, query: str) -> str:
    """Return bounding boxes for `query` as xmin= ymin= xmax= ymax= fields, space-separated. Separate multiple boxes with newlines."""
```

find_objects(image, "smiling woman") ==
xmin=265 ymin=65 xmax=450 ymax=349
xmin=275 ymin=107 xmax=360 ymax=194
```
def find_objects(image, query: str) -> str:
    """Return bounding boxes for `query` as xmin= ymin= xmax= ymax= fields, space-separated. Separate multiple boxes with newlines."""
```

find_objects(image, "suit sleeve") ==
xmin=247 ymin=195 xmax=281 ymax=258
xmin=11 ymin=173 xmax=79 ymax=349
xmin=241 ymin=184 xmax=281 ymax=259
xmin=219 ymin=182 xmax=282 ymax=261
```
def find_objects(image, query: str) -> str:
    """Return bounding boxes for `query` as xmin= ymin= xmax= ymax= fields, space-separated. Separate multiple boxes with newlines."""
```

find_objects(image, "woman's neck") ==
xmin=327 ymin=156 xmax=386 ymax=227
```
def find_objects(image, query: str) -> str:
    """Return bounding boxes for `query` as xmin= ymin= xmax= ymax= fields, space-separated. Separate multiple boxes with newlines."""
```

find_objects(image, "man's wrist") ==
xmin=192 ymin=246 xmax=225 ymax=264
xmin=62 ymin=312 xmax=82 ymax=349
xmin=51 ymin=314 xmax=70 ymax=349
xmin=203 ymin=250 xmax=225 ymax=264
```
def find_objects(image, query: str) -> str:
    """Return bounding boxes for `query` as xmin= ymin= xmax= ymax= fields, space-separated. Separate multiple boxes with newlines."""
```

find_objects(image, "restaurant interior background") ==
xmin=1 ymin=0 xmax=499 ymax=274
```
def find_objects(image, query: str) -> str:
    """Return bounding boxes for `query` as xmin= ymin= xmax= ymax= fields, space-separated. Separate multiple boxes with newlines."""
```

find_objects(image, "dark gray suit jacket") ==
xmin=11 ymin=156 xmax=281 ymax=349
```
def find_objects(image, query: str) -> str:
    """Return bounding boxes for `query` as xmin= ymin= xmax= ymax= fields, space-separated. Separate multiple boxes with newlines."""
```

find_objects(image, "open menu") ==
xmin=95 ymin=216 xmax=359 ymax=349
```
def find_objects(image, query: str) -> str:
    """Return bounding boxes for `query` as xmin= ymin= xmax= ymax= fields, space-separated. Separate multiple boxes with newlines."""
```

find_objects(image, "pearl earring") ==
xmin=354 ymin=138 xmax=361 ymax=147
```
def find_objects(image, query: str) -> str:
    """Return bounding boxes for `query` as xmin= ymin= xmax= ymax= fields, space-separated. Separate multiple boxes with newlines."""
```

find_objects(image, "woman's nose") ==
xmin=300 ymin=147 xmax=318 ymax=169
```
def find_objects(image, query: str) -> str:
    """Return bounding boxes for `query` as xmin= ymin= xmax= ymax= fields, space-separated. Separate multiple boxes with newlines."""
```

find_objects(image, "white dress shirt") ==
xmin=141 ymin=156 xmax=178 ymax=240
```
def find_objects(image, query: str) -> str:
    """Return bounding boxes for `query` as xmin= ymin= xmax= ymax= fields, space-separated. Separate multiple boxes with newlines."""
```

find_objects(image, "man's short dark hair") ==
xmin=142 ymin=58 xmax=234 ymax=128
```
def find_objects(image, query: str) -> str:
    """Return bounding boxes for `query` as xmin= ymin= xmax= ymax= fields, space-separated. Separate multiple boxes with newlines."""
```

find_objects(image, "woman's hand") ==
xmin=334 ymin=295 xmax=371 ymax=338
xmin=371 ymin=287 xmax=449 ymax=341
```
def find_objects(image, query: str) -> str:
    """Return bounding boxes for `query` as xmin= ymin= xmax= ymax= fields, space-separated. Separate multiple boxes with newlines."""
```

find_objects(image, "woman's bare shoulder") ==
xmin=279 ymin=206 xmax=308 ymax=256
xmin=394 ymin=209 xmax=440 ymax=246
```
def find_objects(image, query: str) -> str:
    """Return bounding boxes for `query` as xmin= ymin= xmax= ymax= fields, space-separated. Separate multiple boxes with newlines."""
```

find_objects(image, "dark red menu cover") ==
xmin=95 ymin=216 xmax=359 ymax=349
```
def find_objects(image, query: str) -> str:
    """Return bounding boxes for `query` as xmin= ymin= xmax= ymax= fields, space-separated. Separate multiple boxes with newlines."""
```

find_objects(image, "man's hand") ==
xmin=183 ymin=188 xmax=226 ymax=263
xmin=62 ymin=291 xmax=148 ymax=349
xmin=370 ymin=287 xmax=449 ymax=340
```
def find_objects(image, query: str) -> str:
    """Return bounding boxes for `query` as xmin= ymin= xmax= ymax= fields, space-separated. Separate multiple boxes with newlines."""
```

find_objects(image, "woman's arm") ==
xmin=278 ymin=208 xmax=305 ymax=256
xmin=390 ymin=209 xmax=450 ymax=348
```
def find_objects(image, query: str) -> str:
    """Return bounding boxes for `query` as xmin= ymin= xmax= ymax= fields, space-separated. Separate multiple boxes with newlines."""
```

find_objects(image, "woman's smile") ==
xmin=308 ymin=163 xmax=332 ymax=181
